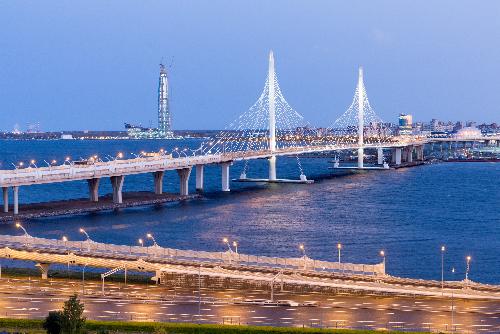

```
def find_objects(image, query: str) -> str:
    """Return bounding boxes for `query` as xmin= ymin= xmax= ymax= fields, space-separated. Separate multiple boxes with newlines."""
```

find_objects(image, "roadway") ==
xmin=0 ymin=276 xmax=498 ymax=333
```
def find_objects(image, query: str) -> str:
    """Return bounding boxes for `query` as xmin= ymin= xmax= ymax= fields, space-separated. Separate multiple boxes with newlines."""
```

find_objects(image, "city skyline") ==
xmin=1 ymin=1 xmax=500 ymax=131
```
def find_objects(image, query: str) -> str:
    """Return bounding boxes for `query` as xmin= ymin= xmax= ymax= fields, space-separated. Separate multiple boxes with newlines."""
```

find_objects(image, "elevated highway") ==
xmin=0 ymin=234 xmax=498 ymax=300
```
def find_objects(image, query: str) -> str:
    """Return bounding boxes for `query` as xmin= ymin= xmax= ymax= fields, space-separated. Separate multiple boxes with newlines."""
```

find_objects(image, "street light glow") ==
xmin=337 ymin=243 xmax=342 ymax=250
xmin=441 ymin=245 xmax=445 ymax=252
xmin=62 ymin=236 xmax=68 ymax=242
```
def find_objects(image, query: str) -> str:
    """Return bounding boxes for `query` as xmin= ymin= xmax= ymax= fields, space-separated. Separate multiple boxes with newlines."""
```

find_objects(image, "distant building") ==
xmin=398 ymin=114 xmax=412 ymax=135
xmin=125 ymin=63 xmax=180 ymax=139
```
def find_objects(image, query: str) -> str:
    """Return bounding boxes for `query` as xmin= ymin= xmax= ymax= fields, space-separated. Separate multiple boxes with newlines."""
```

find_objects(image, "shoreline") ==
xmin=0 ymin=191 xmax=201 ymax=222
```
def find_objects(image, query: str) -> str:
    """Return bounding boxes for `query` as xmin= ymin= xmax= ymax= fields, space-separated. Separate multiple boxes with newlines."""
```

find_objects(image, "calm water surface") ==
xmin=0 ymin=139 xmax=498 ymax=284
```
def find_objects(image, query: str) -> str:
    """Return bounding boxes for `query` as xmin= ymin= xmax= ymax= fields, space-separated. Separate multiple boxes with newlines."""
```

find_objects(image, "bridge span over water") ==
xmin=0 ymin=51 xmax=498 ymax=215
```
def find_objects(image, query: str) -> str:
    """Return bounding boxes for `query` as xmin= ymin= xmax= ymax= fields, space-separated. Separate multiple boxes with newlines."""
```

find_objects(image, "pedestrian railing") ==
xmin=0 ymin=234 xmax=385 ymax=276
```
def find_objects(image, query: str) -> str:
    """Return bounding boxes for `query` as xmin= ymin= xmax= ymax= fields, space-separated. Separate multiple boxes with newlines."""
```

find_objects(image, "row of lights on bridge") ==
xmin=9 ymin=147 xmax=208 ymax=169
xmin=13 ymin=223 xmax=472 ymax=281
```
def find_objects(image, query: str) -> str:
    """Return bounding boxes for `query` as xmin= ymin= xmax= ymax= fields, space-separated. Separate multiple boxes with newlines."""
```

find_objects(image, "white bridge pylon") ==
xmin=203 ymin=50 xmax=314 ymax=183
xmin=328 ymin=66 xmax=392 ymax=170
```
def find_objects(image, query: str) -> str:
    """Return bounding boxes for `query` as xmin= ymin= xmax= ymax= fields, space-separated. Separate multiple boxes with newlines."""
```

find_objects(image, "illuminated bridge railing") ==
xmin=0 ymin=235 xmax=385 ymax=276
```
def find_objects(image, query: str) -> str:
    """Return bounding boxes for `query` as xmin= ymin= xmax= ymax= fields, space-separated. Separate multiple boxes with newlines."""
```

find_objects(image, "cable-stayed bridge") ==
xmin=0 ymin=51 xmax=498 ymax=214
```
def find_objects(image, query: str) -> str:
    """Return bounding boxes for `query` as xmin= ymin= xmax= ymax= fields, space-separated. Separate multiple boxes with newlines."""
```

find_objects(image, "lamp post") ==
xmin=451 ymin=267 xmax=456 ymax=333
xmin=441 ymin=246 xmax=445 ymax=291
xmin=15 ymin=223 xmax=30 ymax=237
xmin=222 ymin=237 xmax=232 ymax=252
xmin=82 ymin=264 xmax=87 ymax=295
xmin=232 ymin=241 xmax=238 ymax=254
xmin=146 ymin=233 xmax=158 ymax=247
xmin=380 ymin=250 xmax=386 ymax=272
xmin=79 ymin=228 xmax=90 ymax=241
xmin=299 ymin=244 xmax=306 ymax=270
xmin=79 ymin=228 xmax=91 ymax=252
xmin=465 ymin=255 xmax=471 ymax=282
xmin=299 ymin=244 xmax=306 ymax=257
xmin=138 ymin=238 xmax=144 ymax=247
xmin=337 ymin=243 xmax=342 ymax=264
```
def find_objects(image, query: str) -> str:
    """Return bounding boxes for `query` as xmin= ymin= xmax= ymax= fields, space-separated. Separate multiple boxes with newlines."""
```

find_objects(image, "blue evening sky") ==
xmin=0 ymin=1 xmax=499 ymax=131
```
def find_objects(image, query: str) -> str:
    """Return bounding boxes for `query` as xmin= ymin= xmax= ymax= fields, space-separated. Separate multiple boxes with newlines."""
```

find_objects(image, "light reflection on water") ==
xmin=0 ymin=140 xmax=498 ymax=284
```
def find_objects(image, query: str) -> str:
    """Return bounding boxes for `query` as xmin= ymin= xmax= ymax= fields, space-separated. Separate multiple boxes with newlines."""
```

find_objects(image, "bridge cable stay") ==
xmin=325 ymin=67 xmax=393 ymax=168
xmin=201 ymin=51 xmax=318 ymax=180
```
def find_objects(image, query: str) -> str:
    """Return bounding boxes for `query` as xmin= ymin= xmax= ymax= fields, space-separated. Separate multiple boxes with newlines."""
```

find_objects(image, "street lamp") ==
xmin=465 ymin=255 xmax=471 ymax=282
xmin=299 ymin=244 xmax=306 ymax=257
xmin=337 ymin=243 xmax=342 ymax=264
xmin=222 ymin=237 xmax=232 ymax=252
xmin=441 ymin=246 xmax=445 ymax=291
xmin=232 ymin=241 xmax=238 ymax=254
xmin=146 ymin=233 xmax=158 ymax=246
xmin=62 ymin=236 xmax=68 ymax=242
xmin=138 ymin=238 xmax=144 ymax=247
xmin=79 ymin=228 xmax=90 ymax=241
xmin=451 ymin=267 xmax=456 ymax=332
xmin=380 ymin=250 xmax=386 ymax=267
xmin=15 ymin=223 xmax=30 ymax=237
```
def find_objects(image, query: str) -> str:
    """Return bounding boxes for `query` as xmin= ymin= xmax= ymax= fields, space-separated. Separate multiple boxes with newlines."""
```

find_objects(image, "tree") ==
xmin=60 ymin=294 xmax=86 ymax=334
xmin=43 ymin=311 xmax=62 ymax=334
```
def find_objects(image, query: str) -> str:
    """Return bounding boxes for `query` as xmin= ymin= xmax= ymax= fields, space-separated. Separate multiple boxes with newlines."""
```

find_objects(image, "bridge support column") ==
xmin=2 ymin=187 xmax=8 ymax=213
xmin=357 ymin=148 xmax=364 ymax=168
xmin=87 ymin=178 xmax=100 ymax=202
xmin=416 ymin=145 xmax=424 ymax=161
xmin=407 ymin=146 xmax=413 ymax=163
xmin=195 ymin=165 xmax=204 ymax=191
xmin=221 ymin=162 xmax=231 ymax=192
xmin=377 ymin=147 xmax=384 ymax=165
xmin=394 ymin=148 xmax=402 ymax=165
xmin=36 ymin=263 xmax=50 ymax=280
xmin=268 ymin=156 xmax=276 ymax=180
xmin=13 ymin=186 xmax=19 ymax=215
xmin=153 ymin=171 xmax=164 ymax=195
xmin=177 ymin=168 xmax=191 ymax=196
xmin=152 ymin=270 xmax=162 ymax=284
xmin=110 ymin=175 xmax=124 ymax=204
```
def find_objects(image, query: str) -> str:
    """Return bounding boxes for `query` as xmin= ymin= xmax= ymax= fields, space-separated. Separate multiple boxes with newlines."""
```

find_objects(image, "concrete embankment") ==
xmin=0 ymin=191 xmax=201 ymax=222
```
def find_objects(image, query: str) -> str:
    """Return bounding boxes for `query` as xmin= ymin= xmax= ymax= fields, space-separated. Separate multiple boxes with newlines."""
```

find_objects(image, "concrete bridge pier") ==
xmin=153 ymin=171 xmax=164 ymax=195
xmin=2 ymin=187 xmax=8 ymax=213
xmin=195 ymin=165 xmax=204 ymax=191
xmin=87 ymin=178 xmax=100 ymax=202
xmin=268 ymin=156 xmax=277 ymax=180
xmin=416 ymin=145 xmax=424 ymax=161
xmin=407 ymin=146 xmax=413 ymax=163
xmin=177 ymin=168 xmax=192 ymax=196
xmin=377 ymin=147 xmax=384 ymax=165
xmin=221 ymin=162 xmax=231 ymax=192
xmin=36 ymin=263 xmax=50 ymax=280
xmin=394 ymin=148 xmax=402 ymax=165
xmin=13 ymin=186 xmax=19 ymax=215
xmin=110 ymin=175 xmax=124 ymax=204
